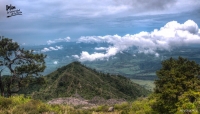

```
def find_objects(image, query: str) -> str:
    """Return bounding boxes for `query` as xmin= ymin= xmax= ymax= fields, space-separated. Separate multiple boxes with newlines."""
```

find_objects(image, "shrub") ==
xmin=0 ymin=97 xmax=13 ymax=109
xmin=114 ymin=102 xmax=130 ymax=111
xmin=95 ymin=105 xmax=109 ymax=112
xmin=12 ymin=100 xmax=52 ymax=114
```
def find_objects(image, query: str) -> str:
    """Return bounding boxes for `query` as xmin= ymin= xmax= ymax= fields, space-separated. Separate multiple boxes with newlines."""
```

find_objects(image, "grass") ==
xmin=3 ymin=94 xmax=195 ymax=114
xmin=0 ymin=95 xmax=133 ymax=114
xmin=0 ymin=95 xmax=88 ymax=114
xmin=131 ymin=79 xmax=155 ymax=91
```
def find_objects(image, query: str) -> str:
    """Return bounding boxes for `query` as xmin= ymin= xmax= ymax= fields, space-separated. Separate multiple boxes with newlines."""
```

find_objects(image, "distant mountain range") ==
xmin=23 ymin=42 xmax=200 ymax=80
xmin=20 ymin=61 xmax=150 ymax=101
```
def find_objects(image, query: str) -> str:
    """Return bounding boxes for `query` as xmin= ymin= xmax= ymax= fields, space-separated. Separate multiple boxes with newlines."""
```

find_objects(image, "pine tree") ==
xmin=0 ymin=38 xmax=46 ymax=97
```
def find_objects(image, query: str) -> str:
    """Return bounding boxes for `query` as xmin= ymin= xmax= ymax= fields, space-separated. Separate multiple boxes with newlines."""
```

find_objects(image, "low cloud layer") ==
xmin=95 ymin=47 xmax=108 ymax=50
xmin=47 ymin=37 xmax=70 ymax=45
xmin=41 ymin=46 xmax=63 ymax=52
xmin=77 ymin=20 xmax=200 ymax=61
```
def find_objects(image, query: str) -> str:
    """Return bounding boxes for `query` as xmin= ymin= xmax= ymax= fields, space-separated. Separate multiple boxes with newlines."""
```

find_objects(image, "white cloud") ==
xmin=47 ymin=40 xmax=55 ymax=45
xmin=41 ymin=45 xmax=63 ymax=52
xmin=47 ymin=37 xmax=70 ymax=45
xmin=49 ymin=47 xmax=58 ymax=50
xmin=53 ymin=61 xmax=58 ymax=64
xmin=41 ymin=48 xmax=50 ymax=52
xmin=56 ymin=46 xmax=63 ymax=49
xmin=77 ymin=20 xmax=200 ymax=61
xmin=79 ymin=47 xmax=118 ymax=61
xmin=94 ymin=47 xmax=108 ymax=50
xmin=155 ymin=53 xmax=159 ymax=57
xmin=72 ymin=55 xmax=79 ymax=59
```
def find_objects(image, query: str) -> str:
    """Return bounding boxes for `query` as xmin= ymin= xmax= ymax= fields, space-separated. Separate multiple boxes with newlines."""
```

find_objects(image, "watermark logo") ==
xmin=6 ymin=4 xmax=22 ymax=18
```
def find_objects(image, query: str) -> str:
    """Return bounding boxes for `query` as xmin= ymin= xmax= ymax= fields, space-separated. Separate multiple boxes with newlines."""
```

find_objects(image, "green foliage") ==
xmin=129 ymin=96 xmax=157 ymax=114
xmin=114 ymin=102 xmax=129 ymax=109
xmin=114 ymin=102 xmax=130 ymax=113
xmin=0 ymin=95 xmax=30 ymax=109
xmin=95 ymin=105 xmax=109 ymax=112
xmin=131 ymin=79 xmax=155 ymax=91
xmin=0 ymin=94 xmax=182 ymax=114
xmin=153 ymin=57 xmax=200 ymax=113
xmin=0 ymin=95 xmax=31 ymax=113
xmin=13 ymin=100 xmax=50 ymax=114
xmin=31 ymin=61 xmax=150 ymax=101
xmin=175 ymin=90 xmax=200 ymax=114
xmin=0 ymin=38 xmax=46 ymax=97
xmin=0 ymin=96 xmax=13 ymax=109
xmin=0 ymin=95 xmax=94 ymax=114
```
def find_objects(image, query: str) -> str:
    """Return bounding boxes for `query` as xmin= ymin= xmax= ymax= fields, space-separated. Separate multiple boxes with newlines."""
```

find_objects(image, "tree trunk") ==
xmin=5 ymin=77 xmax=20 ymax=97
xmin=0 ymin=76 xmax=4 ymax=96
xmin=6 ymin=78 xmax=12 ymax=97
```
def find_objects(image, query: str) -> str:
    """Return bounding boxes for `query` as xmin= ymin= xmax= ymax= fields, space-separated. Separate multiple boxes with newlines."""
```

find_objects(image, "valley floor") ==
xmin=131 ymin=79 xmax=155 ymax=91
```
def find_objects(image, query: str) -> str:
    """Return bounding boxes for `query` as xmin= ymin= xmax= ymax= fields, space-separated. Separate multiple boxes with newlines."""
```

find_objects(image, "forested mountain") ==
xmin=21 ymin=61 xmax=150 ymax=101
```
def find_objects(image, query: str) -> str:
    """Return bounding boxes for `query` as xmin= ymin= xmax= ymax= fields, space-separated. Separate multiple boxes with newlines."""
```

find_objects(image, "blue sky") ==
xmin=0 ymin=0 xmax=200 ymax=45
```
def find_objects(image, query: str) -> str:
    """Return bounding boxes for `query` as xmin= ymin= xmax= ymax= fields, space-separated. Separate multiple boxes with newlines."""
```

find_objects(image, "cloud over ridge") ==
xmin=47 ymin=37 xmax=70 ymax=45
xmin=41 ymin=46 xmax=63 ymax=52
xmin=77 ymin=20 xmax=200 ymax=61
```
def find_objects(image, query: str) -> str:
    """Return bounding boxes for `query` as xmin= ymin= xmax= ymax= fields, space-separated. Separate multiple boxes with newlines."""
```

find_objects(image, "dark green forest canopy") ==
xmin=25 ymin=61 xmax=150 ymax=101
xmin=153 ymin=57 xmax=200 ymax=113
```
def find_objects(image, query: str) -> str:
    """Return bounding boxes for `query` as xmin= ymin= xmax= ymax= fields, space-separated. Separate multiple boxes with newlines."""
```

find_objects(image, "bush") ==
xmin=0 ymin=97 xmax=13 ymax=109
xmin=12 ymin=100 xmax=51 ymax=114
xmin=114 ymin=102 xmax=130 ymax=111
xmin=130 ymin=97 xmax=156 ymax=114
xmin=95 ymin=105 xmax=109 ymax=112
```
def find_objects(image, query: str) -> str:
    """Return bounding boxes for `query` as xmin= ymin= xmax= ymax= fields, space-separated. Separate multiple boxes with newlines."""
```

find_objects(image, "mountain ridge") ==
xmin=21 ymin=61 xmax=150 ymax=101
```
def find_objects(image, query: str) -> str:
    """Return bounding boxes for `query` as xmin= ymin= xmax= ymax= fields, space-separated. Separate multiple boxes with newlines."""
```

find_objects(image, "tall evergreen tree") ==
xmin=0 ymin=38 xmax=46 ymax=97
xmin=153 ymin=57 xmax=200 ymax=113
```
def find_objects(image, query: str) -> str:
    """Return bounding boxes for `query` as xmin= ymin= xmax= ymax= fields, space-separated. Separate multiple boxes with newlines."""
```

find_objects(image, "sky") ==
xmin=0 ymin=0 xmax=200 ymax=46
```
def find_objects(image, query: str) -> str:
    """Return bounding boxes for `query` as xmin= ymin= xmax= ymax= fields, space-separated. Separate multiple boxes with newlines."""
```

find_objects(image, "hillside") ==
xmin=22 ymin=62 xmax=150 ymax=101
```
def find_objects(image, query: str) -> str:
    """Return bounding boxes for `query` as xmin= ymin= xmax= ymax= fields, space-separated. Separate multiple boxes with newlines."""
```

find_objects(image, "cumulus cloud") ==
xmin=79 ymin=47 xmax=118 ymax=61
xmin=47 ymin=37 xmax=70 ymax=45
xmin=41 ymin=48 xmax=50 ymax=52
xmin=77 ymin=20 xmax=200 ymax=61
xmin=41 ymin=45 xmax=63 ymax=52
xmin=72 ymin=55 xmax=79 ymax=59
